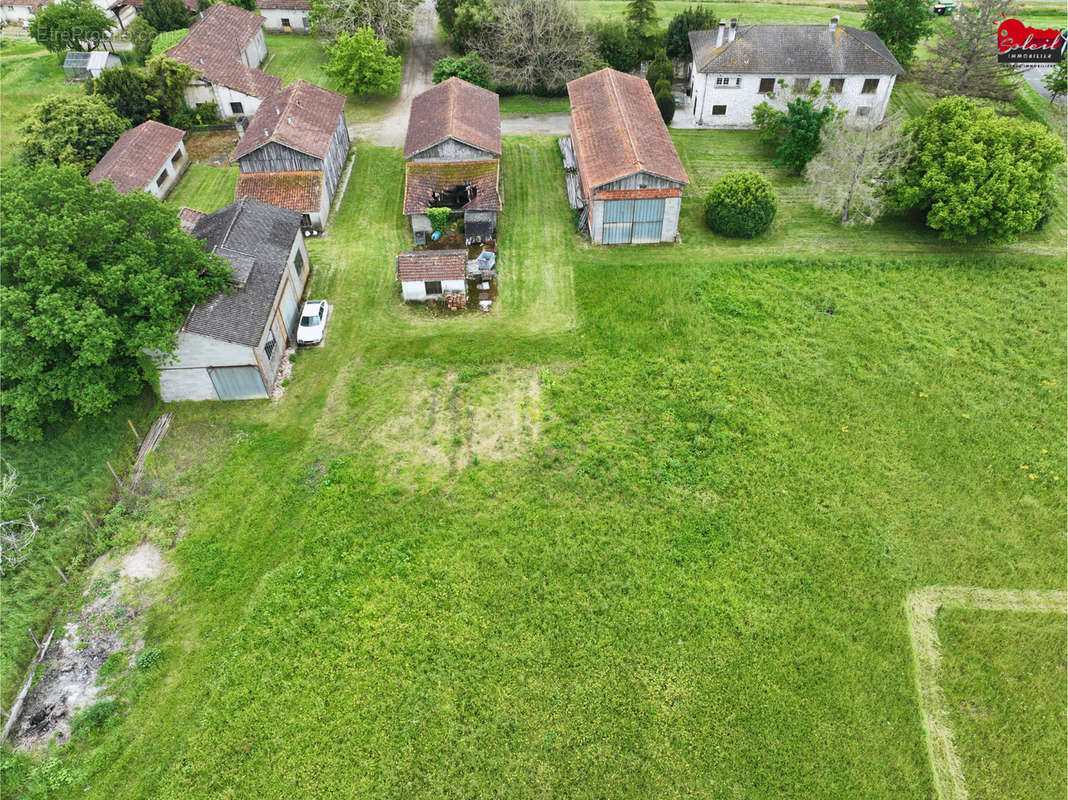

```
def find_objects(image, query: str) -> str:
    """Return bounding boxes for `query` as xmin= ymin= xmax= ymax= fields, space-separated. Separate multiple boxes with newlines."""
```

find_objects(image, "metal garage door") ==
xmin=280 ymin=281 xmax=299 ymax=341
xmin=601 ymin=199 xmax=665 ymax=244
xmin=208 ymin=366 xmax=267 ymax=400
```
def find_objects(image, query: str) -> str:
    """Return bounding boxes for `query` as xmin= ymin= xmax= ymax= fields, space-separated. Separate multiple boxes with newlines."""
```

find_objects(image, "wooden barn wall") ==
xmin=237 ymin=142 xmax=321 ymax=175
xmin=411 ymin=138 xmax=494 ymax=163
xmin=600 ymin=172 xmax=682 ymax=191
xmin=322 ymin=113 xmax=350 ymax=201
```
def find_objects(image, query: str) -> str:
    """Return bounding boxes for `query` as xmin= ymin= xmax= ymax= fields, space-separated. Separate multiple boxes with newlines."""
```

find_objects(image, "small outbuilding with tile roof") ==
xmin=230 ymin=79 xmax=350 ymax=230
xmin=89 ymin=120 xmax=188 ymax=198
xmin=166 ymin=2 xmax=279 ymax=119
xmin=403 ymin=77 xmax=501 ymax=245
xmin=567 ymin=67 xmax=689 ymax=245
xmin=156 ymin=198 xmax=310 ymax=402
xmin=396 ymin=250 xmax=468 ymax=302
xmin=688 ymin=17 xmax=904 ymax=127
xmin=256 ymin=0 xmax=311 ymax=32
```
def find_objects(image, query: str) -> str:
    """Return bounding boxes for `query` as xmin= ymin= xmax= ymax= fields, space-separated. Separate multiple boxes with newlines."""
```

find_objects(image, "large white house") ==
xmin=688 ymin=17 xmax=904 ymax=127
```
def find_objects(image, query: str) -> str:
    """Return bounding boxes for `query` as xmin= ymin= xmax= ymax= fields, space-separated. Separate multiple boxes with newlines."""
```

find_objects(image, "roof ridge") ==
xmin=220 ymin=196 xmax=247 ymax=247
xmin=606 ymin=70 xmax=644 ymax=175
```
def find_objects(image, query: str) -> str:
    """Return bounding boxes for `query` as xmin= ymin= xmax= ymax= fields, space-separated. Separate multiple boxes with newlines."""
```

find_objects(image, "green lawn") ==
xmin=575 ymin=0 xmax=868 ymax=28
xmin=2 ymin=135 xmax=1063 ymax=799
xmin=939 ymin=609 xmax=1067 ymax=800
xmin=164 ymin=164 xmax=238 ymax=213
xmin=500 ymin=95 xmax=571 ymax=115
xmin=263 ymin=33 xmax=397 ymax=124
xmin=0 ymin=39 xmax=80 ymax=166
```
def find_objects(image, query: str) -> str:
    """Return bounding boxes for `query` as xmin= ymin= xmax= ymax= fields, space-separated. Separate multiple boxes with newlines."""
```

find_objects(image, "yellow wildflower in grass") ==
xmin=841 ymin=425 xmax=849 ymax=432
xmin=1020 ymin=465 xmax=1029 ymax=470
xmin=918 ymin=392 xmax=928 ymax=397
xmin=961 ymin=413 xmax=970 ymax=419
xmin=1042 ymin=448 xmax=1048 ymax=454
xmin=1029 ymin=474 xmax=1037 ymax=480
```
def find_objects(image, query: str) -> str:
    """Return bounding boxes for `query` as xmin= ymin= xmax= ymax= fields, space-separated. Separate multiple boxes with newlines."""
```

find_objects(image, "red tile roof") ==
xmin=403 ymin=160 xmax=501 ymax=216
xmin=404 ymin=77 xmax=501 ymax=159
xmin=235 ymin=170 xmax=322 ymax=213
xmin=396 ymin=250 xmax=468 ymax=282
xmin=179 ymin=206 xmax=206 ymax=232
xmin=567 ymin=68 xmax=688 ymax=194
xmin=230 ymin=80 xmax=346 ymax=162
xmin=167 ymin=3 xmax=280 ymax=98
xmin=89 ymin=120 xmax=185 ymax=194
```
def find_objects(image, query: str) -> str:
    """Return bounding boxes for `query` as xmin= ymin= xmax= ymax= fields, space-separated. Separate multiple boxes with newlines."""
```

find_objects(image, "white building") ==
xmin=89 ymin=120 xmax=188 ymax=199
xmin=165 ymin=2 xmax=280 ymax=119
xmin=158 ymin=199 xmax=309 ymax=402
xmin=688 ymin=17 xmax=904 ymax=128
xmin=256 ymin=0 xmax=311 ymax=33
xmin=396 ymin=250 xmax=468 ymax=302
xmin=1 ymin=0 xmax=44 ymax=27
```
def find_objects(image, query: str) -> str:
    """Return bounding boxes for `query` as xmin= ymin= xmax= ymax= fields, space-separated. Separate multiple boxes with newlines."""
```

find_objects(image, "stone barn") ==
xmin=89 ymin=121 xmax=189 ymax=199
xmin=567 ymin=68 xmax=689 ymax=245
xmin=403 ymin=77 xmax=501 ymax=245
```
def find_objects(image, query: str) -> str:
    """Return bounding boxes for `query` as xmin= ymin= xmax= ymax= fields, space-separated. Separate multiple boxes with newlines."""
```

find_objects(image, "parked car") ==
xmin=297 ymin=300 xmax=328 ymax=345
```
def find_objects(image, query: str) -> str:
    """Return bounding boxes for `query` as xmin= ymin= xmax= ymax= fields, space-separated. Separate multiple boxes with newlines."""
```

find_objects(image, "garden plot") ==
xmin=8 ymin=543 xmax=169 ymax=751
xmin=370 ymin=365 xmax=543 ymax=472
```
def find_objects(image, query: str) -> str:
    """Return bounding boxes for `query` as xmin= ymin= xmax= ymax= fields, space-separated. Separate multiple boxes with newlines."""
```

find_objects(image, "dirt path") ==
xmin=347 ymin=0 xmax=444 ymax=147
xmin=905 ymin=585 xmax=1067 ymax=800
xmin=501 ymin=113 xmax=571 ymax=136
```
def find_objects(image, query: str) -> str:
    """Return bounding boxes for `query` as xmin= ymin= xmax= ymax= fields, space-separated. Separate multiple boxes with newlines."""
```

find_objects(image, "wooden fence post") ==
xmin=127 ymin=419 xmax=140 ymax=440
xmin=82 ymin=510 xmax=98 ymax=531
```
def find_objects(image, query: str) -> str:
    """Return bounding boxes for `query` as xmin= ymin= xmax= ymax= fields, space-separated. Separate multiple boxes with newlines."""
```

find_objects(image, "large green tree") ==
xmin=862 ymin=0 xmax=932 ymax=68
xmin=310 ymin=0 xmax=420 ymax=53
xmin=893 ymin=96 xmax=1064 ymax=242
xmin=919 ymin=0 xmax=1018 ymax=101
xmin=323 ymin=27 xmax=402 ymax=95
xmin=19 ymin=94 xmax=127 ymax=174
xmin=86 ymin=57 xmax=191 ymax=126
xmin=0 ymin=165 xmax=231 ymax=442
xmin=141 ymin=0 xmax=192 ymax=32
xmin=664 ymin=5 xmax=717 ymax=62
xmin=432 ymin=52 xmax=492 ymax=88
xmin=28 ymin=0 xmax=112 ymax=53
xmin=595 ymin=21 xmax=642 ymax=73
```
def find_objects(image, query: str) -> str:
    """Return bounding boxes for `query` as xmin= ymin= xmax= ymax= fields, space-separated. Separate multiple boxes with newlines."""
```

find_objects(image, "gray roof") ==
xmin=690 ymin=23 xmax=904 ymax=76
xmin=185 ymin=198 xmax=301 ymax=346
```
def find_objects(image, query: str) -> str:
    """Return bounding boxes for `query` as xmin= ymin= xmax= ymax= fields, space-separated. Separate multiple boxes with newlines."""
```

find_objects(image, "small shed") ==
xmin=62 ymin=51 xmax=121 ymax=81
xmin=396 ymin=250 xmax=468 ymax=302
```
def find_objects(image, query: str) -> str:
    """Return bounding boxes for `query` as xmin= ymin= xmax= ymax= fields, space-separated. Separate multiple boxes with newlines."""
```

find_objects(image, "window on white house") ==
xmin=264 ymin=331 xmax=277 ymax=359
xmin=711 ymin=105 xmax=726 ymax=115
xmin=302 ymin=15 xmax=309 ymax=27
xmin=424 ymin=280 xmax=442 ymax=295
xmin=294 ymin=248 xmax=305 ymax=274
xmin=715 ymin=76 xmax=730 ymax=86
xmin=862 ymin=78 xmax=880 ymax=94
xmin=230 ymin=101 xmax=244 ymax=114
xmin=758 ymin=77 xmax=776 ymax=93
xmin=794 ymin=77 xmax=810 ymax=93
xmin=829 ymin=78 xmax=845 ymax=93
xmin=155 ymin=171 xmax=166 ymax=187
xmin=856 ymin=106 xmax=872 ymax=116
xmin=171 ymin=149 xmax=182 ymax=165
xmin=281 ymin=17 xmax=290 ymax=26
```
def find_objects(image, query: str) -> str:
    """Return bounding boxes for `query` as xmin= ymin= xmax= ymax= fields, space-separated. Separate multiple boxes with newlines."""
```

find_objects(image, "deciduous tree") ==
xmin=803 ymin=113 xmax=911 ymax=225
xmin=1043 ymin=60 xmax=1067 ymax=103
xmin=919 ymin=0 xmax=1019 ymax=101
xmin=127 ymin=16 xmax=158 ymax=65
xmin=29 ymin=0 xmax=112 ymax=53
xmin=892 ymin=96 xmax=1064 ymax=242
xmin=664 ymin=5 xmax=717 ymax=62
xmin=310 ymin=0 xmax=419 ymax=53
xmin=19 ymin=94 xmax=127 ymax=173
xmin=775 ymin=97 xmax=838 ymax=173
xmin=0 ymin=165 xmax=231 ymax=442
xmin=141 ymin=0 xmax=192 ymax=32
xmin=324 ymin=27 xmax=402 ymax=95
xmin=595 ymin=21 xmax=642 ymax=73
xmin=472 ymin=0 xmax=597 ymax=94
xmin=86 ymin=56 xmax=191 ymax=126
xmin=862 ymin=0 xmax=933 ymax=68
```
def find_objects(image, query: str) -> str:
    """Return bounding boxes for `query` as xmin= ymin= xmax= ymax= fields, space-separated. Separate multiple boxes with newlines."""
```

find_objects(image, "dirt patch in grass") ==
xmin=371 ymin=365 xmax=543 ymax=473
xmin=9 ymin=543 xmax=170 ymax=751
xmin=185 ymin=130 xmax=240 ymax=165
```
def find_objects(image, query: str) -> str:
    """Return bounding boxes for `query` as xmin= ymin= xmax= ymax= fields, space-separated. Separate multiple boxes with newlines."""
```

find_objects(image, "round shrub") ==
xmin=703 ymin=170 xmax=777 ymax=238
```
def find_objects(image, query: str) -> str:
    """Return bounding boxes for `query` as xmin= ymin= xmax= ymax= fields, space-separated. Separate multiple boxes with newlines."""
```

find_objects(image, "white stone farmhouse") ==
xmin=688 ymin=17 xmax=905 ymax=127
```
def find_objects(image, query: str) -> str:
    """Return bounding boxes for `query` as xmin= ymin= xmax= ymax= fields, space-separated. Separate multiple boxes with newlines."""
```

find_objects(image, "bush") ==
xmin=172 ymin=102 xmax=219 ymax=128
xmin=645 ymin=49 xmax=673 ymax=89
xmin=704 ymin=170 xmax=778 ymax=238
xmin=426 ymin=207 xmax=451 ymax=233
xmin=654 ymin=85 xmax=675 ymax=124
xmin=432 ymin=52 xmax=492 ymax=88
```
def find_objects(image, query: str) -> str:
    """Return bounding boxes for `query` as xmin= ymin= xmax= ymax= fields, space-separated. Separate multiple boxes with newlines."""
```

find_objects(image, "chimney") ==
xmin=829 ymin=15 xmax=839 ymax=31
xmin=715 ymin=20 xmax=725 ymax=47
xmin=728 ymin=18 xmax=737 ymax=43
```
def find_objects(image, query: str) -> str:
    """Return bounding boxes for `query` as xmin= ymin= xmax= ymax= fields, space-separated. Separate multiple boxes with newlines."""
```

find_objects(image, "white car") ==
xmin=297 ymin=300 xmax=328 ymax=345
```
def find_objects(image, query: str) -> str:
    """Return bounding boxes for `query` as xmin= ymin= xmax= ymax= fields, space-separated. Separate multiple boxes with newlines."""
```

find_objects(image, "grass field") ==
xmin=1 ymin=135 xmax=1064 ymax=799
xmin=263 ymin=33 xmax=397 ymax=123
xmin=164 ymin=164 xmax=238 ymax=213
xmin=500 ymin=94 xmax=571 ymax=115
xmin=939 ymin=609 xmax=1067 ymax=800
xmin=0 ymin=39 xmax=80 ymax=166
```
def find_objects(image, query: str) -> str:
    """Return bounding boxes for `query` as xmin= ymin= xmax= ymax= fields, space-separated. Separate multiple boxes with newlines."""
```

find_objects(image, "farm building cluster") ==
xmin=63 ymin=0 xmax=908 ymax=399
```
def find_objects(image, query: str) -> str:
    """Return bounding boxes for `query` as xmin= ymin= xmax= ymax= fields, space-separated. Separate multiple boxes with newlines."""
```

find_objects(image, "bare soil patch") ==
xmin=8 ymin=543 xmax=169 ymax=751
xmin=185 ymin=130 xmax=240 ymax=165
